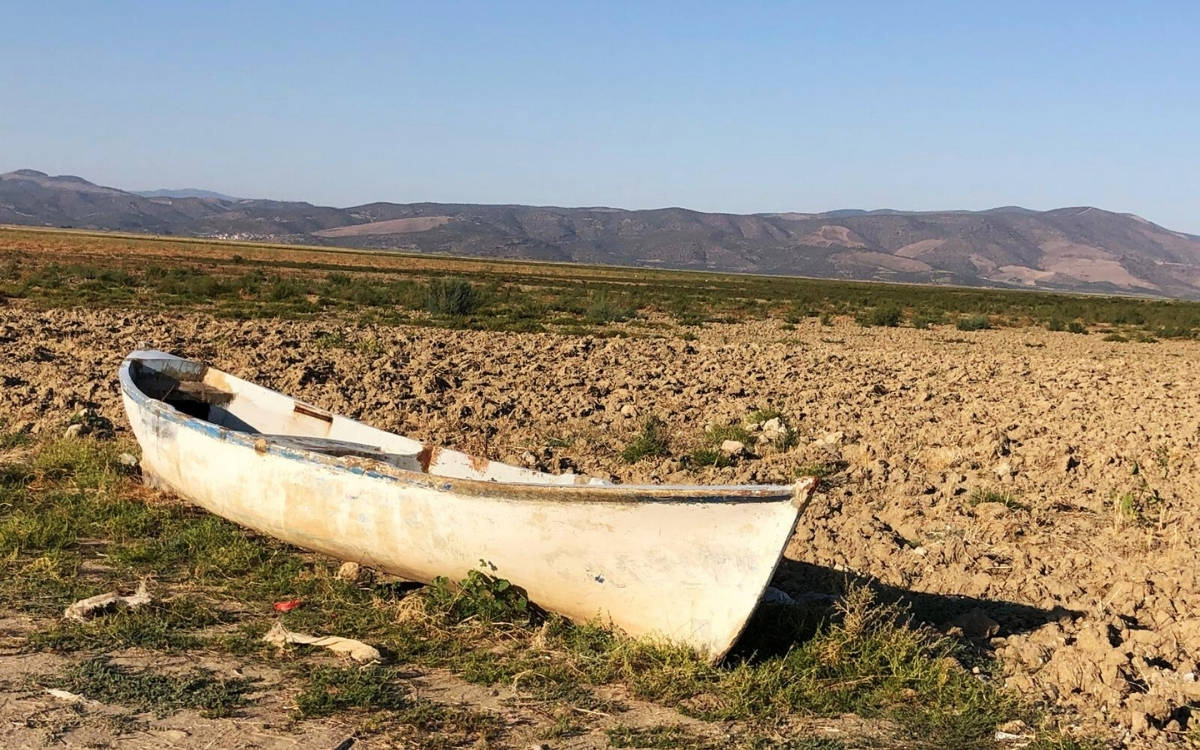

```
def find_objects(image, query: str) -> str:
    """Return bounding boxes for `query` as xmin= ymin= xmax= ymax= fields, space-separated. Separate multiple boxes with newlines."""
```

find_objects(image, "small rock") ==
xmin=64 ymin=423 xmax=86 ymax=438
xmin=619 ymin=403 xmax=637 ymax=418
xmin=761 ymin=417 xmax=783 ymax=433
xmin=1130 ymin=710 xmax=1149 ymax=734
xmin=818 ymin=430 xmax=845 ymax=446
xmin=761 ymin=587 xmax=795 ymax=605
xmin=117 ymin=452 xmax=139 ymax=468
xmin=719 ymin=440 xmax=746 ymax=456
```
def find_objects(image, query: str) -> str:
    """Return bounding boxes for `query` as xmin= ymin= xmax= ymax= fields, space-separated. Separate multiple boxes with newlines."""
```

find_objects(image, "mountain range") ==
xmin=4 ymin=168 xmax=1200 ymax=298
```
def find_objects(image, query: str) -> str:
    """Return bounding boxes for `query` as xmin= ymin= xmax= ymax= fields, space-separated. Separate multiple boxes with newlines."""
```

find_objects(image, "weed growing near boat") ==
xmin=621 ymin=416 xmax=670 ymax=463
xmin=424 ymin=570 xmax=535 ymax=625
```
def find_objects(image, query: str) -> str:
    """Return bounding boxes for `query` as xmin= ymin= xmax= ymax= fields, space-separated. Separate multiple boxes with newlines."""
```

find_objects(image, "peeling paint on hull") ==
xmin=119 ymin=351 xmax=816 ymax=661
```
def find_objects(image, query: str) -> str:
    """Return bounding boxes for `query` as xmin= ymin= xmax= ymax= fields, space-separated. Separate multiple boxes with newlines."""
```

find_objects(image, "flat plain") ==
xmin=2 ymin=227 xmax=1200 ymax=748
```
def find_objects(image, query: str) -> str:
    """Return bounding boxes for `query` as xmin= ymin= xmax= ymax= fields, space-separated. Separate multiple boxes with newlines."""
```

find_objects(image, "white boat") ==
xmin=119 ymin=350 xmax=816 ymax=660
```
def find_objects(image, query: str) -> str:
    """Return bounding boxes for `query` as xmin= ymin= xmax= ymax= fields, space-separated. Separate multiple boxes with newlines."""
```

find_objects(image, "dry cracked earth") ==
xmin=2 ymin=305 xmax=1200 ymax=747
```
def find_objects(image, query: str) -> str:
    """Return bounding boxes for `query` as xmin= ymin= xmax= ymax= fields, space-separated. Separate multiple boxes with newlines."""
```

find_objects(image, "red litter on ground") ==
xmin=273 ymin=599 xmax=302 ymax=612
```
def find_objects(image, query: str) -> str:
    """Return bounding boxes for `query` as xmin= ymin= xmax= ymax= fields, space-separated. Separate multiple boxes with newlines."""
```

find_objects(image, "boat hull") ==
xmin=120 ymin=352 xmax=815 ymax=660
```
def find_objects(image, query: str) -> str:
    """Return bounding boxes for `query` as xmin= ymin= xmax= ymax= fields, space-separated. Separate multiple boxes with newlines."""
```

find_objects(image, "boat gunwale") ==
xmin=120 ymin=352 xmax=817 ymax=506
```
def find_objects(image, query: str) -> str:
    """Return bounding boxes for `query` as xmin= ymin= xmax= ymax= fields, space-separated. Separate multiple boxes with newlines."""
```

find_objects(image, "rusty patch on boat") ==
xmin=417 ymin=445 xmax=436 ymax=473
xmin=293 ymin=402 xmax=334 ymax=423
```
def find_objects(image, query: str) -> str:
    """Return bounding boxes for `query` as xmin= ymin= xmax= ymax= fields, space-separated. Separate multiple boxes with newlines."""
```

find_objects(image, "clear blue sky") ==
xmin=3 ymin=1 xmax=1197 ymax=231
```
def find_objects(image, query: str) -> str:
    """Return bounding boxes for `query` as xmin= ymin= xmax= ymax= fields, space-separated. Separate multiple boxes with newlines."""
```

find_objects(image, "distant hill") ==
xmin=4 ymin=168 xmax=1200 ymax=298
xmin=134 ymin=188 xmax=241 ymax=200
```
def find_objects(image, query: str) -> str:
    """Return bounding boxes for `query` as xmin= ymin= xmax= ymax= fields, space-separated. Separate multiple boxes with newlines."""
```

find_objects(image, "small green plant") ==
xmin=819 ymin=311 xmax=834 ymax=326
xmin=621 ymin=416 xmax=670 ymax=463
xmin=1116 ymin=491 xmax=1140 ymax=523
xmin=1113 ymin=483 xmax=1163 ymax=526
xmin=314 ymin=331 xmax=348 ymax=348
xmin=747 ymin=407 xmax=783 ymax=424
xmin=689 ymin=447 xmax=731 ymax=468
xmin=705 ymin=421 xmax=753 ymax=447
xmin=796 ymin=462 xmax=843 ymax=479
xmin=607 ymin=724 xmax=707 ymax=748
xmin=294 ymin=664 xmax=410 ymax=717
xmin=423 ymin=569 xmax=535 ymax=625
xmin=1067 ymin=320 xmax=1087 ymax=334
xmin=967 ymin=488 xmax=1027 ymax=511
xmin=956 ymin=315 xmax=991 ymax=331
xmin=425 ymin=277 xmax=480 ymax=316
xmin=1102 ymin=332 xmax=1127 ymax=342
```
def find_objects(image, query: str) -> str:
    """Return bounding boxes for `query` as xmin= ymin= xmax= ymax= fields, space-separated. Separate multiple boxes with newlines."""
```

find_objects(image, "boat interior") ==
xmin=127 ymin=354 xmax=603 ymax=486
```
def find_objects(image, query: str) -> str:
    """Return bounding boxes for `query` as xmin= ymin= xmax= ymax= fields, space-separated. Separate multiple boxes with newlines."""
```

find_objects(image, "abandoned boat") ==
xmin=119 ymin=350 xmax=817 ymax=660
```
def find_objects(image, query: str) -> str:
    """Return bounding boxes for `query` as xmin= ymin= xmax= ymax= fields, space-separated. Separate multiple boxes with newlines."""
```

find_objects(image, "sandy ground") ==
xmin=3 ymin=305 xmax=1200 ymax=746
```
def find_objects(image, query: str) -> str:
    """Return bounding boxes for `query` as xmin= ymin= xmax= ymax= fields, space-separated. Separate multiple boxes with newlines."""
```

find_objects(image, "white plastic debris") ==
xmin=263 ymin=621 xmax=381 ymax=663
xmin=63 ymin=582 xmax=152 ymax=622
xmin=994 ymin=730 xmax=1026 ymax=742
xmin=45 ymin=688 xmax=101 ymax=706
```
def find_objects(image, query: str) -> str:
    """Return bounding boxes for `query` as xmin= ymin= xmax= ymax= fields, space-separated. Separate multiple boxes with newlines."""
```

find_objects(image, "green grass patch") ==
xmin=0 ymin=433 xmax=1101 ymax=748
xmin=967 ymin=488 xmax=1027 ymax=512
xmin=49 ymin=655 xmax=256 ymax=718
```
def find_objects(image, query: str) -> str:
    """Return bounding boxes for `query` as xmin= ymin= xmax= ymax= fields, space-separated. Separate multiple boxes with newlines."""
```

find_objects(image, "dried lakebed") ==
xmin=3 ymin=306 xmax=1200 ymax=746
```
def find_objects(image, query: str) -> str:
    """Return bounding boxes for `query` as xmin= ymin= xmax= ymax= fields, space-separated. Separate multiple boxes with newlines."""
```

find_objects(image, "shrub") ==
xmin=426 ymin=277 xmax=480 ymax=316
xmin=1067 ymin=321 xmax=1087 ymax=334
xmin=956 ymin=315 xmax=991 ymax=331
xmin=868 ymin=304 xmax=903 ymax=327
xmin=267 ymin=277 xmax=307 ymax=302
xmin=911 ymin=310 xmax=943 ymax=330
xmin=584 ymin=291 xmax=633 ymax=324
